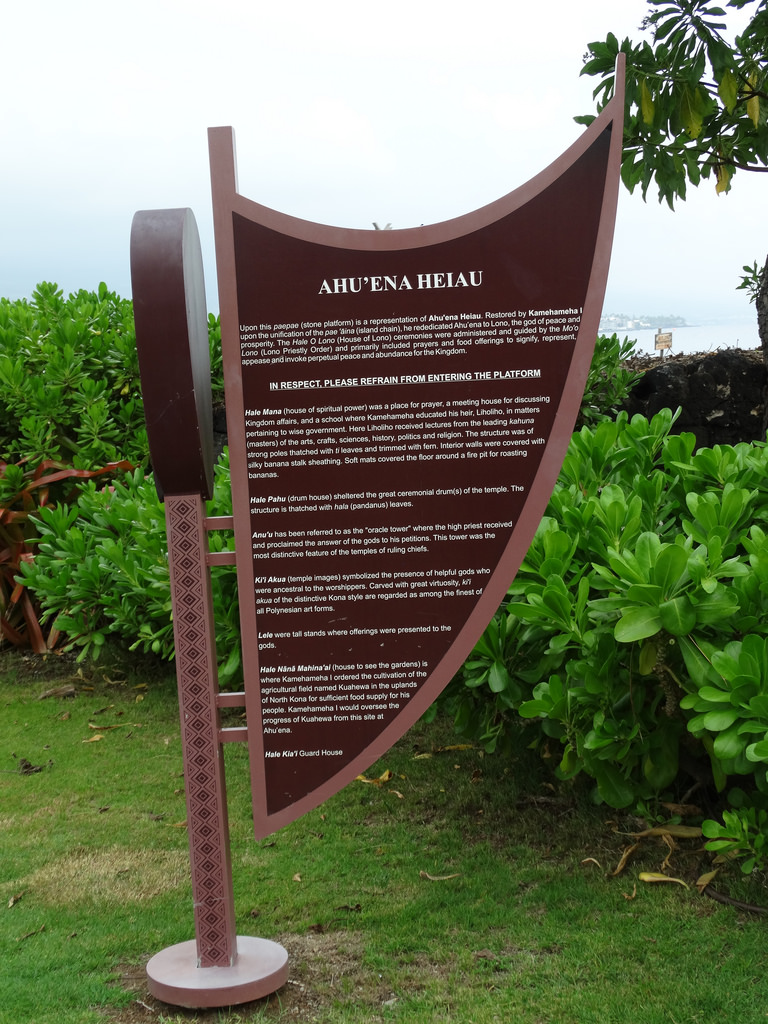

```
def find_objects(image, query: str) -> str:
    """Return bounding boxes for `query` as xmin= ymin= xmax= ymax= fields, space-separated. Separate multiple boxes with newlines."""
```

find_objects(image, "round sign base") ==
xmin=146 ymin=936 xmax=288 ymax=1008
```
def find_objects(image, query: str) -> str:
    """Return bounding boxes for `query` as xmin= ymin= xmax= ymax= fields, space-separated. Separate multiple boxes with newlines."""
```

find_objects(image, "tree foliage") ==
xmin=578 ymin=0 xmax=768 ymax=208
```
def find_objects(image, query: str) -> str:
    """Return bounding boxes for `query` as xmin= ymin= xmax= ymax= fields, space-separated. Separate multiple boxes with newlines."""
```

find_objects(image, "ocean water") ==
xmin=615 ymin=321 xmax=760 ymax=358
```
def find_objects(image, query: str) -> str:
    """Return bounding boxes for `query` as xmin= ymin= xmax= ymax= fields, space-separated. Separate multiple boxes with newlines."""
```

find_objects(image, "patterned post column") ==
xmin=165 ymin=493 xmax=236 ymax=967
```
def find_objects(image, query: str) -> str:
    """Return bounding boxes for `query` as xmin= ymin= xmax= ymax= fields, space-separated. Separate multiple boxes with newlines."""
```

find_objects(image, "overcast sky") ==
xmin=2 ymin=0 xmax=764 ymax=329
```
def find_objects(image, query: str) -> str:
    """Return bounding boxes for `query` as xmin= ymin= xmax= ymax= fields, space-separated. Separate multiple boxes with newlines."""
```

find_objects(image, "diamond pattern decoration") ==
xmin=166 ymin=495 xmax=236 ymax=968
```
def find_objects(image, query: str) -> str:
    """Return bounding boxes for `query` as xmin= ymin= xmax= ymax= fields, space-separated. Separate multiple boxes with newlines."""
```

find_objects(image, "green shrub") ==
xmin=579 ymin=332 xmax=643 ymax=426
xmin=0 ymin=457 xmax=136 ymax=651
xmin=439 ymin=408 xmax=768 ymax=870
xmin=0 ymin=282 xmax=226 ymax=652
xmin=19 ymin=453 xmax=241 ymax=687
xmin=0 ymin=283 xmax=147 ymax=468
xmin=0 ymin=282 xmax=225 ymax=469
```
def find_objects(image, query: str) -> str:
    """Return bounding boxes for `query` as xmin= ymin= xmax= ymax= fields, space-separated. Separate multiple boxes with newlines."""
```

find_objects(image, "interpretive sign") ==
xmin=655 ymin=330 xmax=673 ymax=352
xmin=131 ymin=58 xmax=624 ymax=1006
xmin=209 ymin=70 xmax=625 ymax=839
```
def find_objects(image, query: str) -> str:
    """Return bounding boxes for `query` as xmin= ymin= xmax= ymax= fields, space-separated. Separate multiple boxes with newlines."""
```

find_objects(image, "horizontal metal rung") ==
xmin=219 ymin=727 xmax=248 ymax=743
xmin=216 ymin=691 xmax=246 ymax=708
xmin=206 ymin=551 xmax=236 ymax=566
xmin=205 ymin=516 xmax=234 ymax=531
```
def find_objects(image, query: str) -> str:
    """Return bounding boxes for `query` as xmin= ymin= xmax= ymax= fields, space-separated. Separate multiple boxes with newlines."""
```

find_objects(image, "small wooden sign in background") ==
xmin=655 ymin=330 xmax=673 ymax=353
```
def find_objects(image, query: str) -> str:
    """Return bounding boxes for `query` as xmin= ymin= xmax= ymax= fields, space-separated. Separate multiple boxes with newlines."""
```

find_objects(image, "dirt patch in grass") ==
xmin=0 ymin=646 xmax=174 ymax=692
xmin=18 ymin=846 xmax=189 ymax=907
xmin=106 ymin=932 xmax=396 ymax=1023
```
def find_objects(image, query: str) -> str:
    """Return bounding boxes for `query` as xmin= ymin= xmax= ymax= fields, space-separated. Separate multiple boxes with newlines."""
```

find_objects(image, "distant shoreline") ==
xmin=617 ymin=321 xmax=759 ymax=357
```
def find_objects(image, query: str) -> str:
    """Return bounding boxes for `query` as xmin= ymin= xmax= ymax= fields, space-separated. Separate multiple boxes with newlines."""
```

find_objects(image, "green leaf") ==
xmin=697 ymin=686 xmax=731 ymax=704
xmin=713 ymin=724 xmax=745 ymax=760
xmin=615 ymin=606 xmax=662 ymax=643
xmin=747 ymin=73 xmax=760 ymax=128
xmin=635 ymin=532 xmax=663 ymax=577
xmin=746 ymin=740 xmax=768 ymax=763
xmin=488 ymin=660 xmax=511 ymax=694
xmin=702 ymin=708 xmax=740 ymax=732
xmin=625 ymin=583 xmax=664 ymax=606
xmin=679 ymin=636 xmax=716 ymax=689
xmin=593 ymin=762 xmax=636 ymax=809
xmin=640 ymin=78 xmax=655 ymax=124
xmin=639 ymin=640 xmax=658 ymax=675
xmin=658 ymin=596 xmax=697 ymax=636
xmin=652 ymin=543 xmax=689 ymax=596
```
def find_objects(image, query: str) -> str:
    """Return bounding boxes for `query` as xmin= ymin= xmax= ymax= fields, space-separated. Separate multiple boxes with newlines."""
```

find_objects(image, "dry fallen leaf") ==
xmin=661 ymin=801 xmax=702 ymax=817
xmin=622 ymin=883 xmax=638 ymax=901
xmin=8 ymin=891 xmax=26 ymax=908
xmin=83 ymin=735 xmax=104 ymax=743
xmin=629 ymin=825 xmax=702 ymax=840
xmin=293 ymin=873 xmax=302 ymax=882
xmin=419 ymin=870 xmax=461 ymax=881
xmin=38 ymin=684 xmax=76 ymax=700
xmin=611 ymin=842 xmax=641 ymax=877
xmin=660 ymin=834 xmax=677 ymax=872
xmin=356 ymin=769 xmax=393 ymax=786
xmin=638 ymin=871 xmax=689 ymax=890
xmin=695 ymin=869 xmax=719 ymax=893
xmin=581 ymin=857 xmax=603 ymax=870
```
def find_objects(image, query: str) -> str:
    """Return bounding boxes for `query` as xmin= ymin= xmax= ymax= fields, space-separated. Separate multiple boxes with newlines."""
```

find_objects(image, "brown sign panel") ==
xmin=210 ymin=71 xmax=624 ymax=838
xmin=655 ymin=331 xmax=673 ymax=351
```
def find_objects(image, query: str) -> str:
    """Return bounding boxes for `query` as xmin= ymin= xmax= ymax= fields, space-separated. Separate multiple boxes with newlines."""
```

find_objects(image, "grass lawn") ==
xmin=2 ymin=648 xmax=767 ymax=1024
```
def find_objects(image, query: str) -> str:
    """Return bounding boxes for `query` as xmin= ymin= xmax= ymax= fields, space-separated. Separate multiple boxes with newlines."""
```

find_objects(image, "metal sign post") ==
xmin=130 ymin=210 xmax=288 ymax=1007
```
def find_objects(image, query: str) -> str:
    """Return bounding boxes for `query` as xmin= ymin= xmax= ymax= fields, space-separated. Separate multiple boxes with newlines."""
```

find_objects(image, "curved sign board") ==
xmin=210 ymin=67 xmax=624 ymax=838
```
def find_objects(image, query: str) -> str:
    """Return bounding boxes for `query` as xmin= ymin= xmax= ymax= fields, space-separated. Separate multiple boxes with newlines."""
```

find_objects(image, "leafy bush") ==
xmin=0 ymin=458 xmax=134 ymax=651
xmin=0 ymin=283 xmax=147 ymax=468
xmin=19 ymin=453 xmax=241 ymax=686
xmin=0 ymin=282 xmax=225 ymax=470
xmin=0 ymin=282 xmax=226 ymax=652
xmin=579 ymin=332 xmax=643 ymax=427
xmin=440 ymin=408 xmax=768 ymax=870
